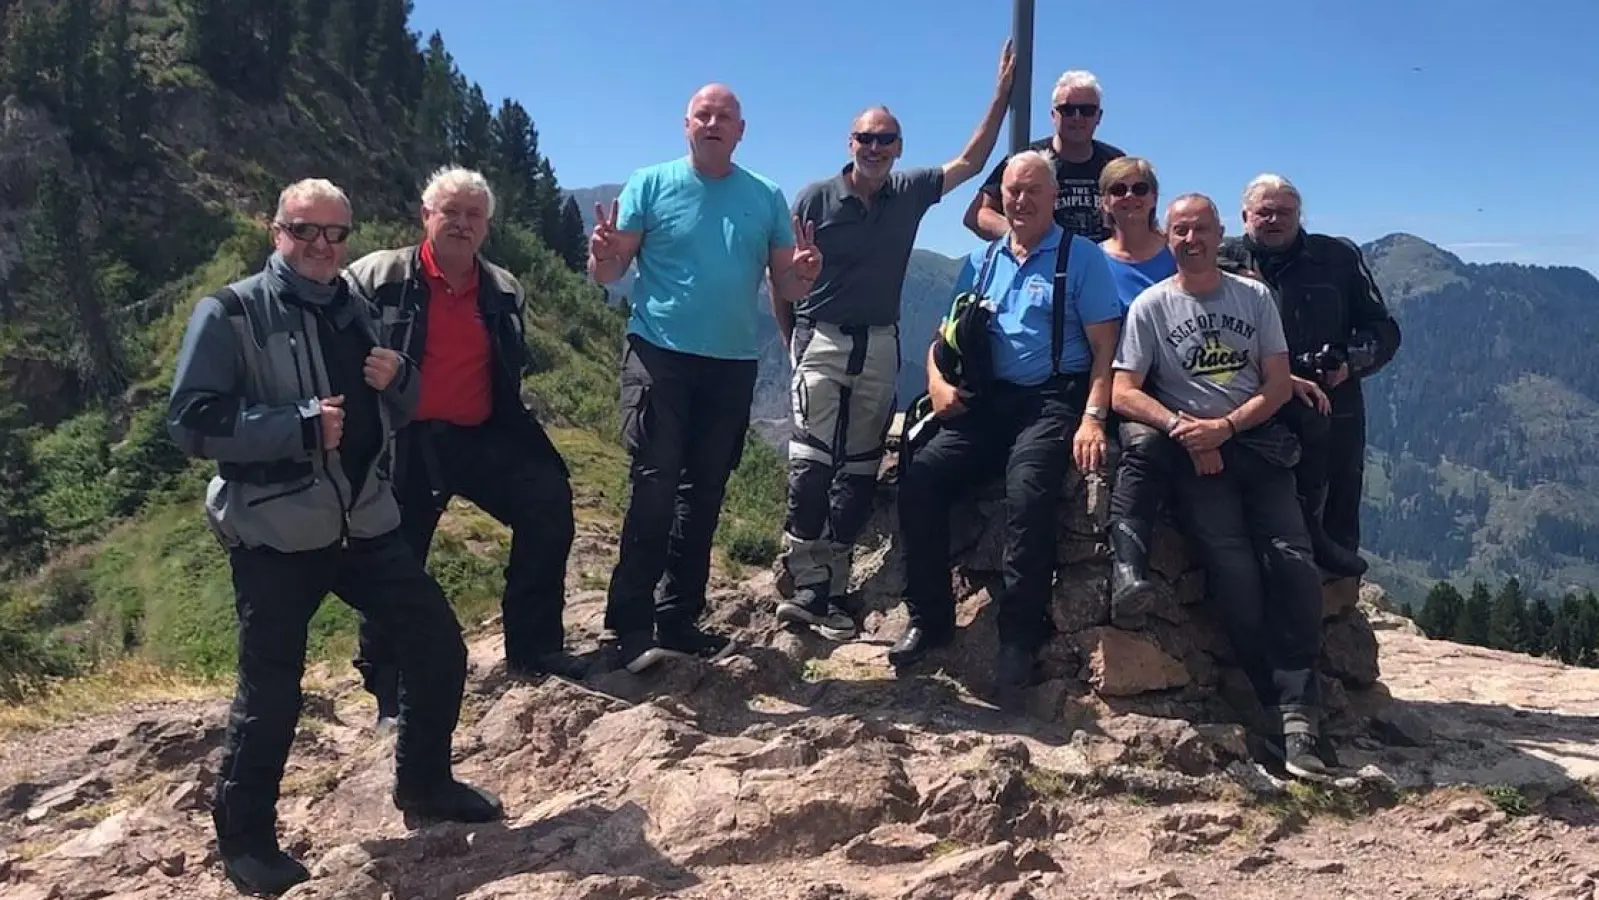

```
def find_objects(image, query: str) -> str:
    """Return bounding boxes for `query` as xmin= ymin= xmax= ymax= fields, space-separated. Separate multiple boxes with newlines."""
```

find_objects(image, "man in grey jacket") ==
xmin=167 ymin=178 xmax=502 ymax=896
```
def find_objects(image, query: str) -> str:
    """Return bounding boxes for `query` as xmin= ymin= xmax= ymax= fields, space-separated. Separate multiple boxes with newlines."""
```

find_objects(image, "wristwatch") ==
xmin=1163 ymin=413 xmax=1181 ymax=434
xmin=1085 ymin=405 xmax=1108 ymax=422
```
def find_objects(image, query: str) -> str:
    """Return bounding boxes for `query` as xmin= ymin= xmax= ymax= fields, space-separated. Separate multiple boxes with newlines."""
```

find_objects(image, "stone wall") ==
xmin=804 ymin=449 xmax=1383 ymax=735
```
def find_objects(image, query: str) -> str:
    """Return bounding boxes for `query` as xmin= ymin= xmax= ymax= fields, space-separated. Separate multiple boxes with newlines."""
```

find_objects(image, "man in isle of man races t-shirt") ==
xmin=963 ymin=68 xmax=1124 ymax=243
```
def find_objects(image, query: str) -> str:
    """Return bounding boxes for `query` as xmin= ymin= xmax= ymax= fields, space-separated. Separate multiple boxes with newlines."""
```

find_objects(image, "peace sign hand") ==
xmin=590 ymin=199 xmax=621 ymax=261
xmin=791 ymin=217 xmax=822 ymax=284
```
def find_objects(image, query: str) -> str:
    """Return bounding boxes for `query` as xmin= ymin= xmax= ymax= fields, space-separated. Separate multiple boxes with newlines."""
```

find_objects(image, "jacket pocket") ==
xmin=246 ymin=477 xmax=319 ymax=508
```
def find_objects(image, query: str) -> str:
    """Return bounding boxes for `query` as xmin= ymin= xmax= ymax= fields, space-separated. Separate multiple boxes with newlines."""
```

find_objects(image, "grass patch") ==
xmin=0 ymin=656 xmax=224 ymax=734
xmin=1482 ymin=784 xmax=1532 ymax=817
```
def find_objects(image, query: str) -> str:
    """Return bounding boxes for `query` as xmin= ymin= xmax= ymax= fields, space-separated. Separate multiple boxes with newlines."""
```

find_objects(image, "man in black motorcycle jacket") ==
xmin=1218 ymin=173 xmax=1401 ymax=576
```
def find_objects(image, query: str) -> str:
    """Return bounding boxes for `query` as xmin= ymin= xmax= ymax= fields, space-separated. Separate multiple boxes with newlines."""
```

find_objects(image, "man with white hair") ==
xmin=588 ymin=83 xmax=821 ymax=674
xmin=1218 ymin=174 xmax=1402 ymax=579
xmin=168 ymin=178 xmax=502 ymax=895
xmin=889 ymin=151 xmax=1122 ymax=695
xmin=964 ymin=69 xmax=1125 ymax=242
xmin=345 ymin=166 xmax=584 ymax=724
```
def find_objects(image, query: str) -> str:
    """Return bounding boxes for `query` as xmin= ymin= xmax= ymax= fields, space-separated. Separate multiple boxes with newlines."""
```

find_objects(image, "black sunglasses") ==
xmin=1106 ymin=181 xmax=1151 ymax=198
xmin=852 ymin=131 xmax=899 ymax=147
xmin=276 ymin=221 xmax=352 ymax=244
xmin=1055 ymin=102 xmax=1099 ymax=118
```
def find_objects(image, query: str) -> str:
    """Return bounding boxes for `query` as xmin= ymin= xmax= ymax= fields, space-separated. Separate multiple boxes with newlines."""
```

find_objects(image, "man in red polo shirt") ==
xmin=345 ymin=167 xmax=582 ymax=723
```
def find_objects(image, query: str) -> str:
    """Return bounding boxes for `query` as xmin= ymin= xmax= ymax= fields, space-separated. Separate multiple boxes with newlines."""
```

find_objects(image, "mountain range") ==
xmin=570 ymin=184 xmax=1599 ymax=607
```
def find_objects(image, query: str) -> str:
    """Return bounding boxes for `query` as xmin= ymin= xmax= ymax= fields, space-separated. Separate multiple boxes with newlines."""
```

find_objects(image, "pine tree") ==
xmin=1577 ymin=591 xmax=1599 ymax=667
xmin=19 ymin=172 xmax=128 ymax=400
xmin=490 ymin=98 xmax=540 ymax=225
xmin=1487 ymin=576 xmax=1528 ymax=652
xmin=454 ymin=83 xmax=493 ymax=171
xmin=1452 ymin=579 xmax=1492 ymax=646
xmin=535 ymin=157 xmax=562 ymax=251
xmin=1526 ymin=595 xmax=1556 ymax=656
xmin=557 ymin=195 xmax=588 ymax=271
xmin=1551 ymin=594 xmax=1583 ymax=664
xmin=1417 ymin=581 xmax=1464 ymax=639
xmin=414 ymin=32 xmax=459 ymax=171
xmin=0 ymin=404 xmax=46 ymax=577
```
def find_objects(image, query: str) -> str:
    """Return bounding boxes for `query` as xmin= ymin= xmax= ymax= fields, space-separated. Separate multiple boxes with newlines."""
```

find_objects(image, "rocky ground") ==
xmin=2 ymin=571 xmax=1598 ymax=900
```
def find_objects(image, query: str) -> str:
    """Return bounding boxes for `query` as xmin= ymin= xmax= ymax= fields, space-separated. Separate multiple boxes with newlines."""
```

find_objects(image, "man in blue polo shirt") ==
xmin=889 ymin=151 xmax=1123 ymax=691
xmin=588 ymin=83 xmax=822 ymax=674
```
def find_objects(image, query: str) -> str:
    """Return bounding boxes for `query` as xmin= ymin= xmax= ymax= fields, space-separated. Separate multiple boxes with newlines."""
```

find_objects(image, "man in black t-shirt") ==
xmin=964 ymin=69 xmax=1124 ymax=243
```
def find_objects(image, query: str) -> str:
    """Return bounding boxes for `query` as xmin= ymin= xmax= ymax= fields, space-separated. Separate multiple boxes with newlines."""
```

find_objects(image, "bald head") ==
xmin=852 ymin=105 xmax=901 ymax=134
xmin=684 ymin=83 xmax=746 ymax=174
xmin=1166 ymin=193 xmax=1224 ymax=276
xmin=847 ymin=106 xmax=903 ymax=182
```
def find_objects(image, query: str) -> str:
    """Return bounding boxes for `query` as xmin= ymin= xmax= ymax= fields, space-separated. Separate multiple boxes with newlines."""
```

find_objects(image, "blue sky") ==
xmin=410 ymin=0 xmax=1599 ymax=276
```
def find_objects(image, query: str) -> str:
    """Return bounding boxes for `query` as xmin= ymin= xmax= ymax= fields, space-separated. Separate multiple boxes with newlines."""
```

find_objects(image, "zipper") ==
xmin=290 ymin=322 xmax=351 ymax=546
xmin=246 ymin=477 xmax=319 ymax=507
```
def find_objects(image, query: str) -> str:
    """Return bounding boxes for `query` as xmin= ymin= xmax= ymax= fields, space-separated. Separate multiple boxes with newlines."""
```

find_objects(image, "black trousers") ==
xmin=1107 ymin=418 xmax=1177 ymax=526
xmin=898 ymin=374 xmax=1087 ymax=651
xmin=1276 ymin=392 xmax=1367 ymax=555
xmin=604 ymin=334 xmax=757 ymax=637
xmin=1168 ymin=438 xmax=1324 ymax=730
xmin=215 ymin=531 xmax=466 ymax=853
xmin=354 ymin=421 xmax=574 ymax=704
xmin=1325 ymin=404 xmax=1366 ymax=552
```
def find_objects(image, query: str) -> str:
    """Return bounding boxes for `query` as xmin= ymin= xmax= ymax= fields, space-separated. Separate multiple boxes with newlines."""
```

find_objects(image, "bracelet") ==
xmin=1224 ymin=417 xmax=1237 ymax=435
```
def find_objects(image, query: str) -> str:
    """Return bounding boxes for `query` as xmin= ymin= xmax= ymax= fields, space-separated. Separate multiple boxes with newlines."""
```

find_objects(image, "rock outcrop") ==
xmin=792 ymin=450 xmax=1382 ymax=738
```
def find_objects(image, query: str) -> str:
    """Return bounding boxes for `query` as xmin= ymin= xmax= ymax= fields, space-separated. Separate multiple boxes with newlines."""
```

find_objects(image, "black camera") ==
xmin=1295 ymin=342 xmax=1347 ymax=374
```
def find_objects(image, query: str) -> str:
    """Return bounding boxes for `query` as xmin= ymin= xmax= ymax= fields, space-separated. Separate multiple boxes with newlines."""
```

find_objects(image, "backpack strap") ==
xmin=1050 ymin=231 xmax=1074 ymax=377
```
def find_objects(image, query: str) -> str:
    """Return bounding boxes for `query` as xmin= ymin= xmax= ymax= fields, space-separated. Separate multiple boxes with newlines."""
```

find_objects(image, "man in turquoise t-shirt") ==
xmin=587 ymin=83 xmax=821 ymax=674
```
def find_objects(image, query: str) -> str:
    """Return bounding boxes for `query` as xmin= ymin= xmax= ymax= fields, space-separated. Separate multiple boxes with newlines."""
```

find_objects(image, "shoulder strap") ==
xmin=1051 ymin=232 xmax=1073 ymax=376
xmin=973 ymin=237 xmax=1004 ymax=299
xmin=213 ymin=285 xmax=243 ymax=317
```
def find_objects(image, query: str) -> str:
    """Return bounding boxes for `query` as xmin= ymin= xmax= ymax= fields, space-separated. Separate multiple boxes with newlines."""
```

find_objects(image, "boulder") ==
xmin=834 ymin=441 xmax=1384 ymax=735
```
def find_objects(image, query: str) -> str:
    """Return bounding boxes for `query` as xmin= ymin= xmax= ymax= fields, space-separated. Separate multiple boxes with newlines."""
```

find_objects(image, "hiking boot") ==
xmin=777 ymin=587 xmax=858 ymax=641
xmin=658 ymin=623 xmax=735 ymax=662
xmin=1281 ymin=733 xmax=1332 ymax=781
xmin=1108 ymin=519 xmax=1159 ymax=622
xmin=393 ymin=778 xmax=504 ymax=824
xmin=1302 ymin=484 xmax=1367 ymax=578
xmin=994 ymin=643 xmax=1035 ymax=690
xmin=509 ymin=649 xmax=590 ymax=681
xmin=613 ymin=630 xmax=669 ymax=674
xmin=887 ymin=624 xmax=952 ymax=668
xmin=221 ymin=844 xmax=310 ymax=896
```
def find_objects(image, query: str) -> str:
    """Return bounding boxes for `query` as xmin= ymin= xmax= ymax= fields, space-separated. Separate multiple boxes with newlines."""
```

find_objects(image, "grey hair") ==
xmin=1241 ymin=173 xmax=1302 ymax=211
xmin=1168 ymin=192 xmax=1221 ymax=222
xmin=275 ymin=178 xmax=350 ymax=220
xmin=422 ymin=166 xmax=496 ymax=219
xmin=1051 ymin=69 xmax=1102 ymax=104
xmin=1005 ymin=149 xmax=1056 ymax=184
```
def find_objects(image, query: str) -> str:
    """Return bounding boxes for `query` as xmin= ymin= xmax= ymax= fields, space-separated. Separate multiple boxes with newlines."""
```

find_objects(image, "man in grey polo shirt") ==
xmin=773 ymin=41 xmax=1015 ymax=639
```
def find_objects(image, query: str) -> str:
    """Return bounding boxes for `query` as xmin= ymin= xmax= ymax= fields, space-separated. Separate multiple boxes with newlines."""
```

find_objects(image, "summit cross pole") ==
xmin=1009 ymin=0 xmax=1034 ymax=154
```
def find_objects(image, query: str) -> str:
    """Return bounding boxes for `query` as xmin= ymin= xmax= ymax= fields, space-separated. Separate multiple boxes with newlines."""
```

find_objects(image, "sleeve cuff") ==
xmin=298 ymin=398 xmax=321 ymax=452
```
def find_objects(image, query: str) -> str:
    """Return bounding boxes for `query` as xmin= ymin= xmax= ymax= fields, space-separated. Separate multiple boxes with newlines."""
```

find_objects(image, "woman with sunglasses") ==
xmin=1098 ymin=157 xmax=1176 ymax=311
xmin=1097 ymin=157 xmax=1179 ymax=621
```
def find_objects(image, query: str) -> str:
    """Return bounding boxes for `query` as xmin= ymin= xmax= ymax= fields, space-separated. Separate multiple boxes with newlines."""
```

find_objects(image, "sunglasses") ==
xmin=276 ymin=221 xmax=352 ymax=244
xmin=852 ymin=131 xmax=899 ymax=147
xmin=1106 ymin=181 xmax=1151 ymax=198
xmin=1055 ymin=102 xmax=1099 ymax=118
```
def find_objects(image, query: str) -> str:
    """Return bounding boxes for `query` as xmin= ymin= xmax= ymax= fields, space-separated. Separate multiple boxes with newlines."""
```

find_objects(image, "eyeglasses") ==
xmin=1055 ymin=103 xmax=1099 ymax=118
xmin=852 ymin=132 xmax=899 ymax=147
xmin=275 ymin=221 xmax=352 ymax=244
xmin=1107 ymin=181 xmax=1151 ymax=198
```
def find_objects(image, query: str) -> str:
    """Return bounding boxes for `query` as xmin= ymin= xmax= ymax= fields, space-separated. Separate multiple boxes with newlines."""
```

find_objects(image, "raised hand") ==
xmin=590 ymin=199 xmax=621 ymax=261
xmin=996 ymin=38 xmax=1016 ymax=95
xmin=790 ymin=216 xmax=822 ymax=283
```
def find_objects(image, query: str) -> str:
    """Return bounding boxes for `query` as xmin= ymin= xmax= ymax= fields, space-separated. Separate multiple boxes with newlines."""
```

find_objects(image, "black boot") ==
xmin=1108 ymin=519 xmax=1159 ymax=621
xmin=220 ymin=842 xmax=310 ymax=896
xmin=394 ymin=777 xmax=504 ymax=824
xmin=1303 ymin=485 xmax=1367 ymax=578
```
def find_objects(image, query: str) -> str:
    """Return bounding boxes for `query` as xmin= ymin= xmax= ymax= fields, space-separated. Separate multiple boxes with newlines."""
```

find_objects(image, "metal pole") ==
xmin=1009 ymin=0 xmax=1034 ymax=153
